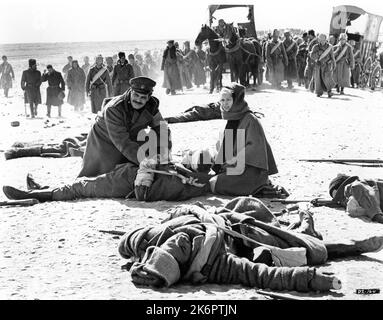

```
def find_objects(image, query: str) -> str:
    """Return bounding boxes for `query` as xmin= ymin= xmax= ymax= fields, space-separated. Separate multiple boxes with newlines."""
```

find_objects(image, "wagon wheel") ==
xmin=370 ymin=65 xmax=381 ymax=89
xmin=363 ymin=57 xmax=372 ymax=74
xmin=360 ymin=73 xmax=369 ymax=88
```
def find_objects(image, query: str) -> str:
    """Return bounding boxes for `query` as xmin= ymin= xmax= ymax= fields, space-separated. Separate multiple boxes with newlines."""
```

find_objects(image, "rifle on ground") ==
xmin=271 ymin=197 xmax=339 ymax=208
xmin=256 ymin=289 xmax=305 ymax=300
xmin=0 ymin=199 xmax=39 ymax=207
xmin=300 ymin=159 xmax=383 ymax=167
xmin=99 ymin=230 xmax=126 ymax=236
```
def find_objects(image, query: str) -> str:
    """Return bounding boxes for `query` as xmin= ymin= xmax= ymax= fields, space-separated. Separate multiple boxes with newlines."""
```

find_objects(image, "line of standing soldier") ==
xmin=263 ymin=29 xmax=299 ymax=90
xmin=306 ymin=32 xmax=355 ymax=97
xmin=18 ymin=51 xmax=159 ymax=118
xmin=161 ymin=40 xmax=207 ymax=95
xmin=85 ymin=51 xmax=159 ymax=114
xmin=263 ymin=29 xmax=356 ymax=97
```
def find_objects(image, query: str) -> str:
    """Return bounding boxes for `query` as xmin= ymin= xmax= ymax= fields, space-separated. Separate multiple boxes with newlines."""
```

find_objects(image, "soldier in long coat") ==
xmin=333 ymin=33 xmax=355 ymax=95
xmin=175 ymin=42 xmax=192 ymax=90
xmin=194 ymin=45 xmax=207 ymax=87
xmin=62 ymin=56 xmax=73 ymax=83
xmin=296 ymin=38 xmax=308 ymax=86
xmin=304 ymin=30 xmax=318 ymax=91
xmin=283 ymin=31 xmax=298 ymax=89
xmin=0 ymin=55 xmax=15 ymax=98
xmin=112 ymin=52 xmax=134 ymax=96
xmin=350 ymin=40 xmax=361 ymax=88
xmin=41 ymin=65 xmax=65 ymax=117
xmin=266 ymin=29 xmax=288 ymax=89
xmin=67 ymin=60 xmax=86 ymax=111
xmin=81 ymin=56 xmax=91 ymax=77
xmin=310 ymin=34 xmax=336 ymax=98
xmin=183 ymin=41 xmax=198 ymax=86
xmin=78 ymin=77 xmax=171 ymax=178
xmin=128 ymin=54 xmax=142 ymax=78
xmin=21 ymin=59 xmax=42 ymax=118
xmin=106 ymin=57 xmax=114 ymax=80
xmin=85 ymin=55 xmax=112 ymax=114
xmin=161 ymin=40 xmax=183 ymax=95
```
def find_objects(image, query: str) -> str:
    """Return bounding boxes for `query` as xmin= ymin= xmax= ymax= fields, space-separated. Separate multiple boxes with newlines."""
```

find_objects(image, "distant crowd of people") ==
xmin=1 ymin=32 xmax=383 ymax=118
xmin=0 ymin=50 xmax=162 ymax=118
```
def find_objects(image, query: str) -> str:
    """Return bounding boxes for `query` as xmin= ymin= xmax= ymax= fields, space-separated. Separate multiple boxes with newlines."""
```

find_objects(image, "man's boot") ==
xmin=4 ymin=146 xmax=42 ymax=160
xmin=58 ymin=105 xmax=62 ymax=117
xmin=372 ymin=214 xmax=383 ymax=224
xmin=29 ymin=104 xmax=35 ymax=118
xmin=26 ymin=173 xmax=49 ymax=190
xmin=33 ymin=104 xmax=38 ymax=117
xmin=3 ymin=186 xmax=53 ymax=202
xmin=297 ymin=209 xmax=323 ymax=240
xmin=326 ymin=236 xmax=383 ymax=259
xmin=46 ymin=105 xmax=51 ymax=117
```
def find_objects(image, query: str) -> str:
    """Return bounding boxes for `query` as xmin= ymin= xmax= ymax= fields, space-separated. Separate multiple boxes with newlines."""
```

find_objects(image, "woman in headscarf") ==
xmin=67 ymin=60 xmax=86 ymax=111
xmin=209 ymin=83 xmax=278 ymax=195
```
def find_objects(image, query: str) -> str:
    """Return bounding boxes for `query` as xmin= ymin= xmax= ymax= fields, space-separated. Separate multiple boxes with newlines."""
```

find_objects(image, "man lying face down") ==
xmin=117 ymin=197 xmax=383 ymax=292
xmin=329 ymin=174 xmax=383 ymax=224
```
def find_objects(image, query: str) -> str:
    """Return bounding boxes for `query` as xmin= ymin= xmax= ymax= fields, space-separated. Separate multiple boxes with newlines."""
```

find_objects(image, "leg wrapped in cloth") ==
xmin=118 ymin=213 xmax=342 ymax=292
xmin=3 ymin=162 xmax=137 ymax=202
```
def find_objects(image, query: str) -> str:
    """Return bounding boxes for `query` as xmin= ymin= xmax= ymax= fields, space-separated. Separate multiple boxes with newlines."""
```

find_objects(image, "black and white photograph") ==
xmin=1 ymin=0 xmax=383 ymax=304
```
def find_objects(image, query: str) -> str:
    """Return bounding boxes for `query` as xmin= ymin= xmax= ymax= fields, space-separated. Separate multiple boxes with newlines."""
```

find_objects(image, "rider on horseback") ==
xmin=215 ymin=19 xmax=237 ymax=45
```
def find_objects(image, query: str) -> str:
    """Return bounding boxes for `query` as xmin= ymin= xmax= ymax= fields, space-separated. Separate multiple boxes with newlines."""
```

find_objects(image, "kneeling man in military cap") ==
xmin=78 ymin=76 xmax=171 ymax=178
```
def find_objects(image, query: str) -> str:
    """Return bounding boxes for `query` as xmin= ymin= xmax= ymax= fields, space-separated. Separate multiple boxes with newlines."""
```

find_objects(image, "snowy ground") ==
xmin=1 ymin=82 xmax=383 ymax=300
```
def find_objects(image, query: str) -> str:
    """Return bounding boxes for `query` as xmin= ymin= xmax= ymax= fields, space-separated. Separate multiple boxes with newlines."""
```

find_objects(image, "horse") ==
xmin=195 ymin=25 xmax=227 ymax=93
xmin=225 ymin=24 xmax=262 ymax=87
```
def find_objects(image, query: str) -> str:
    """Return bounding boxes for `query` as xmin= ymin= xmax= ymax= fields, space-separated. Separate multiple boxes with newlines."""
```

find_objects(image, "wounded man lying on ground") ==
xmin=329 ymin=174 xmax=383 ymax=224
xmin=2 ymin=156 xmax=209 ymax=202
xmin=4 ymin=134 xmax=87 ymax=160
xmin=117 ymin=197 xmax=383 ymax=292
xmin=2 ymin=146 xmax=287 ymax=203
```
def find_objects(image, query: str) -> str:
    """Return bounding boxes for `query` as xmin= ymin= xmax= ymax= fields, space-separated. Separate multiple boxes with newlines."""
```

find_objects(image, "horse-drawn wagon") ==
xmin=330 ymin=5 xmax=383 ymax=89
xmin=195 ymin=4 xmax=262 ymax=93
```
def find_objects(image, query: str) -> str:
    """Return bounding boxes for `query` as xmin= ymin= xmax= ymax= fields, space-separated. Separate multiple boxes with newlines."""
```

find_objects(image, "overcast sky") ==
xmin=1 ymin=0 xmax=382 ymax=44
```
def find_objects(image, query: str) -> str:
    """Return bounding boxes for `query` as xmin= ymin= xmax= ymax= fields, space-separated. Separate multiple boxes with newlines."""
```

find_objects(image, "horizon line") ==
xmin=0 ymin=38 xmax=194 ymax=46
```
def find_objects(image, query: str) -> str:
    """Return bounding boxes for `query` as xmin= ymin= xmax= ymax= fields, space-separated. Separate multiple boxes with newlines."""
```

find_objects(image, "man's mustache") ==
xmin=133 ymin=100 xmax=144 ymax=105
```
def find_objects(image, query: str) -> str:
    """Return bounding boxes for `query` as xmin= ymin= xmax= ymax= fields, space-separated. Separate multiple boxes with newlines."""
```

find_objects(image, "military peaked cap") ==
xmin=130 ymin=76 xmax=156 ymax=94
